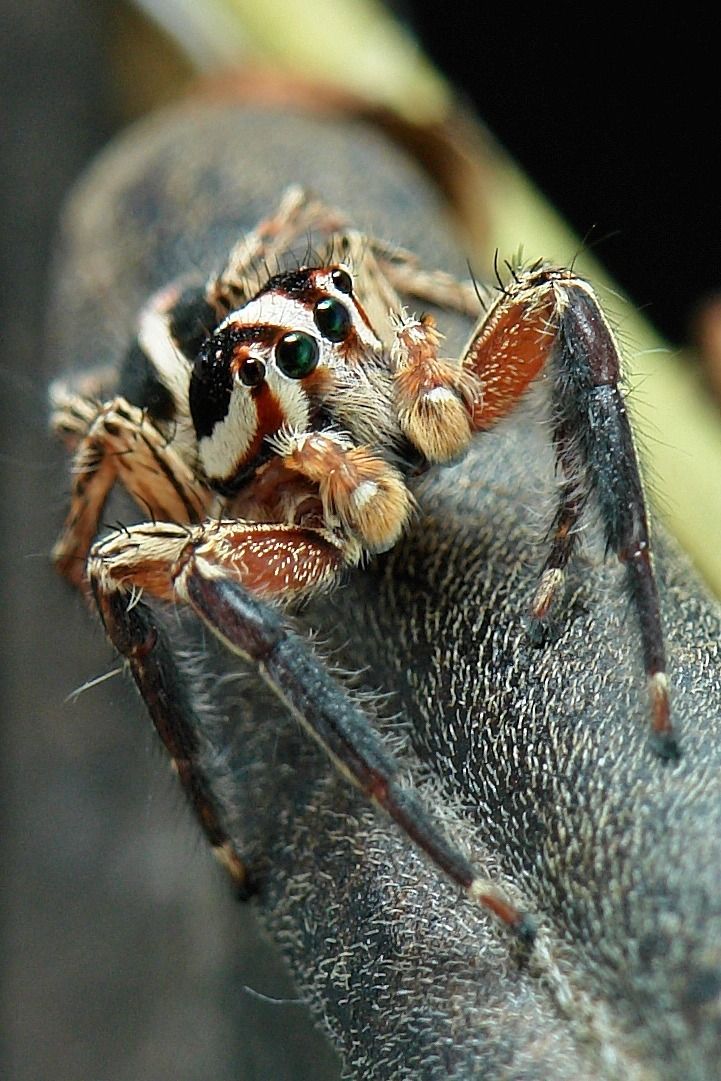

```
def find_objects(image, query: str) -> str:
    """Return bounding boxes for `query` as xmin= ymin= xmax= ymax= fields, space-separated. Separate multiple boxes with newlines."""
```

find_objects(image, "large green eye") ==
xmin=275 ymin=331 xmax=319 ymax=379
xmin=314 ymin=297 xmax=352 ymax=343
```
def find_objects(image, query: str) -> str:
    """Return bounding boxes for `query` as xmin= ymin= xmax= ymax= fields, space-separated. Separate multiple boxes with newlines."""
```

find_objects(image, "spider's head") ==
xmin=189 ymin=264 xmax=383 ymax=487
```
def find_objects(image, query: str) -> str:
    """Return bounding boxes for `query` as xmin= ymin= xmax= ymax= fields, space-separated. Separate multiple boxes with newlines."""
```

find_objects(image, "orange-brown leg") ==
xmin=51 ymin=393 xmax=210 ymax=589
xmin=461 ymin=265 xmax=675 ymax=757
xmin=87 ymin=518 xmax=535 ymax=942
xmin=391 ymin=312 xmax=480 ymax=462
xmin=211 ymin=186 xmax=348 ymax=314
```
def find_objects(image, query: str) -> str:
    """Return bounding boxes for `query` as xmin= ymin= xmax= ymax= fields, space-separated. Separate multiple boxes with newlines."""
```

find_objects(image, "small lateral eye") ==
xmin=239 ymin=357 xmax=266 ymax=386
xmin=275 ymin=331 xmax=319 ymax=379
xmin=314 ymin=297 xmax=352 ymax=343
xmin=330 ymin=267 xmax=353 ymax=294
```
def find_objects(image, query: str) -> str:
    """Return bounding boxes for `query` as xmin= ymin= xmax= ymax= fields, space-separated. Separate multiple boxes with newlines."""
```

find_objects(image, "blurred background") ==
xmin=1 ymin=2 xmax=719 ymax=1078
xmin=412 ymin=6 xmax=718 ymax=350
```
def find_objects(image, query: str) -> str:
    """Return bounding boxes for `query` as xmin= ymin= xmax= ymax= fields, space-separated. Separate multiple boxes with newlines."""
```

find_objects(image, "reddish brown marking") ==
xmin=651 ymin=680 xmax=672 ymax=740
xmin=301 ymin=364 xmax=335 ymax=396
xmin=343 ymin=288 xmax=377 ymax=342
xmin=476 ymin=890 xmax=530 ymax=933
xmin=224 ymin=360 xmax=288 ymax=469
xmin=466 ymin=294 xmax=557 ymax=430
xmin=367 ymin=775 xmax=390 ymax=802
xmin=195 ymin=523 xmax=346 ymax=599
xmin=122 ymin=556 xmax=178 ymax=601
xmin=251 ymin=380 xmax=287 ymax=438
xmin=336 ymin=325 xmax=374 ymax=364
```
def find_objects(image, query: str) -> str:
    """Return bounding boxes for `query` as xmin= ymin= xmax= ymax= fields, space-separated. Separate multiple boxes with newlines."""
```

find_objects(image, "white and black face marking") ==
xmin=189 ymin=264 xmax=386 ymax=488
xmin=249 ymin=263 xmax=382 ymax=357
xmin=119 ymin=282 xmax=219 ymax=463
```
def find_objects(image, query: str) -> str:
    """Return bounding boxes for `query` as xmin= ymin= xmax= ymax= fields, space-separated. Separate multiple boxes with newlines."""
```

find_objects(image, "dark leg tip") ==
xmin=650 ymin=730 xmax=682 ymax=762
xmin=234 ymin=869 xmax=260 ymax=903
xmin=526 ymin=615 xmax=558 ymax=648
xmin=515 ymin=913 xmax=537 ymax=948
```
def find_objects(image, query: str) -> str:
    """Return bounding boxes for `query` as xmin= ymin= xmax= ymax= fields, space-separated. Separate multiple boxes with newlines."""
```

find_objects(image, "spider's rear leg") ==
xmin=88 ymin=519 xmax=536 ymax=944
xmin=52 ymin=394 xmax=209 ymax=589
xmin=462 ymin=265 xmax=676 ymax=758
xmin=210 ymin=186 xmax=348 ymax=314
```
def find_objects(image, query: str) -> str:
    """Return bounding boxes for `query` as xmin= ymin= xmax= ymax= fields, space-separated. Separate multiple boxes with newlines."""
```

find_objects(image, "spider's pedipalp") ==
xmin=390 ymin=311 xmax=477 ymax=462
xmin=272 ymin=428 xmax=414 ymax=554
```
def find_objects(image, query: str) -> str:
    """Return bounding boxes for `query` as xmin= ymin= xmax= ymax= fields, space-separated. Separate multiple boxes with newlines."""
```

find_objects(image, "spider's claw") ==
xmin=514 ymin=913 xmax=538 ymax=948
xmin=650 ymin=729 xmax=682 ymax=762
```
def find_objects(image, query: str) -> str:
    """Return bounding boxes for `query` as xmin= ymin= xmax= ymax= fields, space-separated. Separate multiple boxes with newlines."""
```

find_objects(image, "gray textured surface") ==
xmin=12 ymin=98 xmax=721 ymax=1080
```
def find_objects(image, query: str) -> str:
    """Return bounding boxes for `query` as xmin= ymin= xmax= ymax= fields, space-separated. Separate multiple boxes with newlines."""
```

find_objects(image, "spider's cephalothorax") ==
xmin=51 ymin=186 xmax=676 ymax=948
xmin=187 ymin=261 xmax=416 ymax=558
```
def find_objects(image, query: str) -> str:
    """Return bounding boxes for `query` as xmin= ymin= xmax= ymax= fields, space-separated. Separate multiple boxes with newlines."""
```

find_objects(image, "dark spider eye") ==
xmin=314 ymin=297 xmax=352 ymax=343
xmin=239 ymin=357 xmax=266 ymax=386
xmin=330 ymin=267 xmax=353 ymax=294
xmin=275 ymin=331 xmax=319 ymax=379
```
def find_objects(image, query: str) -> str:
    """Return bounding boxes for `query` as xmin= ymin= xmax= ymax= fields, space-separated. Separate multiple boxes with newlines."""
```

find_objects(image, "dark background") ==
xmin=410 ymin=6 xmax=716 ymax=348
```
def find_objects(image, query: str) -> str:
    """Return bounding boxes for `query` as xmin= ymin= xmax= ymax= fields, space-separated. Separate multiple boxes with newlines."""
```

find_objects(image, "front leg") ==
xmin=88 ymin=518 xmax=535 ymax=942
xmin=393 ymin=266 xmax=675 ymax=757
xmin=466 ymin=266 xmax=674 ymax=755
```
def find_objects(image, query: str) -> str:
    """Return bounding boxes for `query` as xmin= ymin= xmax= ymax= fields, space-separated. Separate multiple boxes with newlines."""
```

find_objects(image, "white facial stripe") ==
xmin=198 ymin=381 xmax=258 ymax=479
xmin=197 ymin=341 xmax=312 ymax=481
xmin=223 ymin=278 xmax=381 ymax=354
xmin=137 ymin=304 xmax=191 ymax=413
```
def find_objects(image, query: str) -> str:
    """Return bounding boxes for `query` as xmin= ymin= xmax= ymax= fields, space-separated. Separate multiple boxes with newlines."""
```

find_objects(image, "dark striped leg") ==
xmin=93 ymin=584 xmax=252 ymax=894
xmin=181 ymin=574 xmax=536 ymax=944
xmin=462 ymin=265 xmax=676 ymax=758
xmin=87 ymin=520 xmax=536 ymax=944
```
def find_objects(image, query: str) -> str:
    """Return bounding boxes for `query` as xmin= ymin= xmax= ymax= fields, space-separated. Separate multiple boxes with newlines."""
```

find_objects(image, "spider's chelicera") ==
xmin=51 ymin=186 xmax=676 ymax=947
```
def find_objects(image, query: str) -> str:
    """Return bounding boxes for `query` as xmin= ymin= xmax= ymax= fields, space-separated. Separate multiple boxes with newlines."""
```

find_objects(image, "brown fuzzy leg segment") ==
xmin=391 ymin=312 xmax=479 ymax=463
xmin=272 ymin=430 xmax=414 ymax=554
xmin=211 ymin=186 xmax=348 ymax=315
xmin=52 ymin=395 xmax=209 ymax=589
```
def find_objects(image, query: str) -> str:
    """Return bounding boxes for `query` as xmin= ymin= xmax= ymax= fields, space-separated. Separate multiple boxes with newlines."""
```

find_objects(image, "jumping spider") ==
xmin=51 ymin=186 xmax=675 ymax=946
